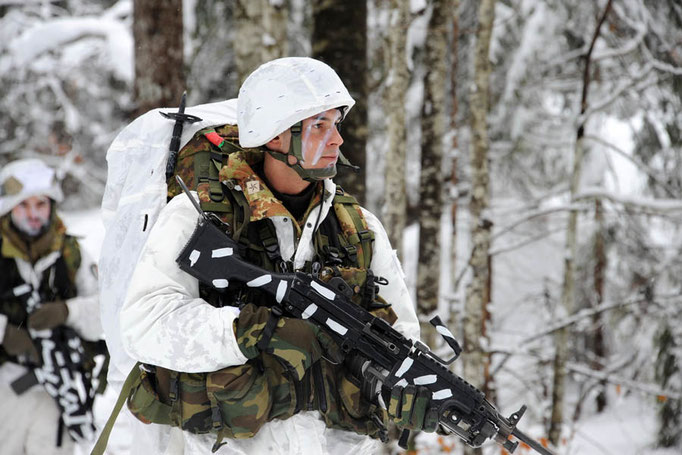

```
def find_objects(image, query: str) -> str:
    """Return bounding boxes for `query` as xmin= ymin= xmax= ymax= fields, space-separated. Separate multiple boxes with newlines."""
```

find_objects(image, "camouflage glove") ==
xmin=2 ymin=323 xmax=41 ymax=364
xmin=28 ymin=301 xmax=69 ymax=331
xmin=234 ymin=303 xmax=342 ymax=381
xmin=387 ymin=383 xmax=439 ymax=432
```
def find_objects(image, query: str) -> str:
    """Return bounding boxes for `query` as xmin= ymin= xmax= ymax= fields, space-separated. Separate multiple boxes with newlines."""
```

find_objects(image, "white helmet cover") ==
xmin=0 ymin=158 xmax=63 ymax=217
xmin=237 ymin=57 xmax=356 ymax=147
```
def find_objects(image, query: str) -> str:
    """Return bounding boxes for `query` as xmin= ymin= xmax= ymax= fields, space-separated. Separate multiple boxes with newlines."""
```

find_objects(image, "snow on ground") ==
xmin=60 ymin=207 xmax=106 ymax=261
xmin=564 ymin=392 xmax=670 ymax=455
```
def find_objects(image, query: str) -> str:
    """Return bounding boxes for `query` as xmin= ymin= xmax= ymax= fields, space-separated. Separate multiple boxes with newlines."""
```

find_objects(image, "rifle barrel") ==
xmin=512 ymin=428 xmax=557 ymax=455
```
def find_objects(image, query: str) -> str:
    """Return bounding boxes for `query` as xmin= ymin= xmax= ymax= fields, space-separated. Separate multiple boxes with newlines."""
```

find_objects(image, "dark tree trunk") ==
xmin=133 ymin=0 xmax=186 ymax=117
xmin=312 ymin=0 xmax=368 ymax=205
xmin=592 ymin=199 xmax=607 ymax=412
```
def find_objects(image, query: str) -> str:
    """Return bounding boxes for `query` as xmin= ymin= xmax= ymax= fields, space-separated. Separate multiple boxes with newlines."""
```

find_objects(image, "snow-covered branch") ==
xmin=8 ymin=16 xmax=133 ymax=82
xmin=491 ymin=203 xmax=588 ymax=241
xmin=581 ymin=63 xmax=655 ymax=121
xmin=522 ymin=293 xmax=682 ymax=345
xmin=490 ymin=225 xmax=564 ymax=257
xmin=543 ymin=44 xmax=590 ymax=72
xmin=649 ymin=57 xmax=682 ymax=76
xmin=567 ymin=362 xmax=682 ymax=401
xmin=592 ymin=23 xmax=646 ymax=62
xmin=574 ymin=187 xmax=682 ymax=215
xmin=585 ymin=134 xmax=679 ymax=197
xmin=488 ymin=294 xmax=680 ymax=377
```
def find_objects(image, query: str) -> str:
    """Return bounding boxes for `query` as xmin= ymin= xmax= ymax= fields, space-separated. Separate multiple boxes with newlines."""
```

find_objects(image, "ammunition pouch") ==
xmin=127 ymin=354 xmax=300 ymax=441
xmin=316 ymin=360 xmax=388 ymax=440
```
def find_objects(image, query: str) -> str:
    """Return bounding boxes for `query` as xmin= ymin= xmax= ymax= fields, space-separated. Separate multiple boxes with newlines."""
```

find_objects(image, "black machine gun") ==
xmin=174 ymin=179 xmax=556 ymax=455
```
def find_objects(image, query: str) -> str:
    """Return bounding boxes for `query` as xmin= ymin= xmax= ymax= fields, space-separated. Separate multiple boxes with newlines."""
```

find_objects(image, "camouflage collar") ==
xmin=220 ymin=151 xmax=329 ymax=229
xmin=0 ymin=214 xmax=66 ymax=263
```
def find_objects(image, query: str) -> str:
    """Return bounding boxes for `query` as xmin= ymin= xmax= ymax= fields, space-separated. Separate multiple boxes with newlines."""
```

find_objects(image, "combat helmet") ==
xmin=237 ymin=57 xmax=356 ymax=181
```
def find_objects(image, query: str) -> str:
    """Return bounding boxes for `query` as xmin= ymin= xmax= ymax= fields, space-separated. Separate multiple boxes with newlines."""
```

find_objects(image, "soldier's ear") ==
xmin=265 ymin=130 xmax=291 ymax=154
xmin=265 ymin=135 xmax=284 ymax=152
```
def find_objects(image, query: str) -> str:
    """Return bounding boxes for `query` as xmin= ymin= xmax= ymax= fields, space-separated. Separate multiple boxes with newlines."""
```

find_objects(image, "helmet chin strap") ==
xmin=265 ymin=121 xmax=339 ymax=182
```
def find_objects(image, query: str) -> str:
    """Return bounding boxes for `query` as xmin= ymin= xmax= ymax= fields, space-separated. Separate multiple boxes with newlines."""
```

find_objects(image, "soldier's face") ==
xmin=299 ymin=108 xmax=344 ymax=169
xmin=274 ymin=109 xmax=344 ymax=170
xmin=10 ymin=195 xmax=52 ymax=237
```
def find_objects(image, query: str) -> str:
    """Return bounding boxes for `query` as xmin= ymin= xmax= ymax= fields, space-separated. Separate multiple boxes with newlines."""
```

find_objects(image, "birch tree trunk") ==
xmin=548 ymin=0 xmax=613 ymax=445
xmin=312 ymin=0 xmax=368 ymax=205
xmin=463 ymin=2 xmax=495 ymax=453
xmin=383 ymin=0 xmax=409 ymax=256
xmin=235 ymin=0 xmax=288 ymax=86
xmin=133 ymin=0 xmax=185 ymax=117
xmin=449 ymin=0 xmax=461 ymax=316
xmin=417 ymin=0 xmax=452 ymax=347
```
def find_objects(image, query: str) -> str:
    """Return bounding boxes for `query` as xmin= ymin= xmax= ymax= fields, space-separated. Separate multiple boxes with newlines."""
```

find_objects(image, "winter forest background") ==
xmin=1 ymin=0 xmax=681 ymax=454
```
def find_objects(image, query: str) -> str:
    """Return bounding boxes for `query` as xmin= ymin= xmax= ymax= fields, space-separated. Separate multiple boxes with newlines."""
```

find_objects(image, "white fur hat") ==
xmin=0 ymin=159 xmax=63 ymax=217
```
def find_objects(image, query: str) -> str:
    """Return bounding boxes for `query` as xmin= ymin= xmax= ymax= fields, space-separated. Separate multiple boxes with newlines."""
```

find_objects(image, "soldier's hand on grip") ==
xmin=234 ymin=303 xmax=342 ymax=381
xmin=2 ymin=323 xmax=40 ymax=364
xmin=28 ymin=301 xmax=69 ymax=330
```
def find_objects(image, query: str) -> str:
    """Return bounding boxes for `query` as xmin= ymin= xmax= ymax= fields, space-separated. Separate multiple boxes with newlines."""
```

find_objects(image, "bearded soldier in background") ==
xmin=0 ymin=159 xmax=105 ymax=454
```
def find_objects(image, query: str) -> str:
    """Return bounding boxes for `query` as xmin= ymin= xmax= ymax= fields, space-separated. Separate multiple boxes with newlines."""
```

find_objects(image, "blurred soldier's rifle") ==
xmin=0 ymin=284 xmax=98 ymax=443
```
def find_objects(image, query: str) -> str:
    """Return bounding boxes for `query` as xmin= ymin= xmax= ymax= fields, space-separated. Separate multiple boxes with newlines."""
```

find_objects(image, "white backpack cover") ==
xmin=99 ymin=99 xmax=238 ymax=380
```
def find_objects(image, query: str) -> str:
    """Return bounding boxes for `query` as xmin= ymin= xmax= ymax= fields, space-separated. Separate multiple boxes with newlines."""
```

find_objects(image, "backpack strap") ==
xmin=91 ymin=363 xmax=144 ymax=455
xmin=223 ymin=179 xmax=251 ymax=242
xmin=195 ymin=130 xmax=226 ymax=207
xmin=257 ymin=219 xmax=282 ymax=266
xmin=332 ymin=189 xmax=374 ymax=268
